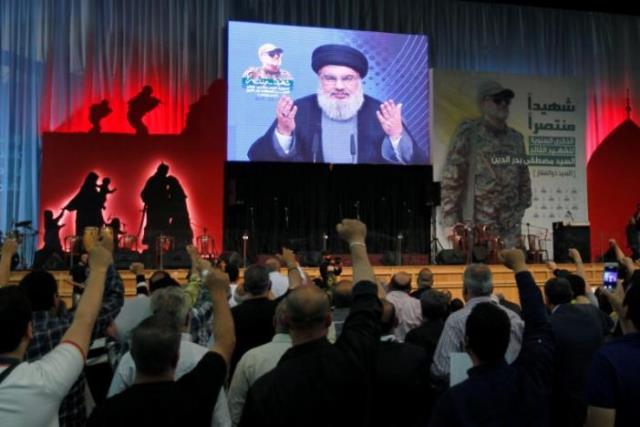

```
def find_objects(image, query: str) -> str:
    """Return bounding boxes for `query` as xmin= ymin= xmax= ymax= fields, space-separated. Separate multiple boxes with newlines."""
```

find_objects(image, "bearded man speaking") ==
xmin=247 ymin=44 xmax=420 ymax=164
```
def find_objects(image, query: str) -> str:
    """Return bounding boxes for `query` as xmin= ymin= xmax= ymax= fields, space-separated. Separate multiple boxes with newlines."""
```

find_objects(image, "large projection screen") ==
xmin=227 ymin=21 xmax=430 ymax=165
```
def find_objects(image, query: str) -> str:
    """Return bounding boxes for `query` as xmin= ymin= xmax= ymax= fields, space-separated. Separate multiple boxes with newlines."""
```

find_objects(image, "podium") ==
xmin=552 ymin=222 xmax=591 ymax=263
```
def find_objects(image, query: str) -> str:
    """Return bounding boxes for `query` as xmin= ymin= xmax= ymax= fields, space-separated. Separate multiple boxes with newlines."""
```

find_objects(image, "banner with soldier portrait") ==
xmin=431 ymin=69 xmax=587 ymax=259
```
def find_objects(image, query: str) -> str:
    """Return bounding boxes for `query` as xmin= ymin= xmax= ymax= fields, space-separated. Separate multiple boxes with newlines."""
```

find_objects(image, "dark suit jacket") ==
xmin=374 ymin=340 xmax=431 ymax=427
xmin=247 ymin=94 xmax=423 ymax=164
xmin=430 ymin=272 xmax=554 ymax=427
xmin=239 ymin=282 xmax=382 ymax=427
xmin=548 ymin=303 xmax=612 ymax=427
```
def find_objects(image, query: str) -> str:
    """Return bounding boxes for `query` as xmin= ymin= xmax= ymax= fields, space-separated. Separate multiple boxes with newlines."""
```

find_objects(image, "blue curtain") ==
xmin=2 ymin=0 xmax=639 ymax=264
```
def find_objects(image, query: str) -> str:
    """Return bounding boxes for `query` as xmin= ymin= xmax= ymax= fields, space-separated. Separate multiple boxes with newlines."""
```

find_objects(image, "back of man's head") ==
xmin=244 ymin=265 xmax=271 ymax=296
xmin=19 ymin=270 xmax=58 ymax=311
xmin=131 ymin=314 xmax=181 ymax=377
xmin=264 ymin=257 xmax=281 ymax=273
xmin=150 ymin=287 xmax=190 ymax=328
xmin=285 ymin=286 xmax=330 ymax=332
xmin=226 ymin=264 xmax=240 ymax=283
xmin=389 ymin=272 xmax=412 ymax=292
xmin=149 ymin=275 xmax=181 ymax=294
xmin=544 ymin=277 xmax=572 ymax=306
xmin=421 ymin=289 xmax=450 ymax=321
xmin=274 ymin=299 xmax=289 ymax=334
xmin=623 ymin=284 xmax=640 ymax=330
xmin=332 ymin=280 xmax=354 ymax=308
xmin=463 ymin=264 xmax=493 ymax=299
xmin=380 ymin=299 xmax=398 ymax=335
xmin=450 ymin=298 xmax=465 ymax=313
xmin=417 ymin=268 xmax=434 ymax=289
xmin=566 ymin=274 xmax=586 ymax=298
xmin=0 ymin=286 xmax=32 ymax=354
xmin=465 ymin=302 xmax=510 ymax=364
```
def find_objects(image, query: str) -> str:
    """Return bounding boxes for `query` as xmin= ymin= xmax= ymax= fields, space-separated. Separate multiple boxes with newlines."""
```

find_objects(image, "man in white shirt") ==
xmin=108 ymin=286 xmax=231 ymax=426
xmin=228 ymin=300 xmax=292 ymax=426
xmin=430 ymin=263 xmax=524 ymax=381
xmin=385 ymin=272 xmax=423 ymax=341
xmin=0 ymin=236 xmax=113 ymax=427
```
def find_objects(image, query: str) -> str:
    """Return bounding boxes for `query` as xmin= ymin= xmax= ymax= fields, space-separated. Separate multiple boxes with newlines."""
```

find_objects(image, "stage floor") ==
xmin=8 ymin=263 xmax=605 ymax=307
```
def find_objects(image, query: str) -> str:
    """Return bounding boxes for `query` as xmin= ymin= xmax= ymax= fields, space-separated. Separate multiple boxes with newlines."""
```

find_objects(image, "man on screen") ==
xmin=247 ymin=44 xmax=421 ymax=164
xmin=243 ymin=43 xmax=293 ymax=81
xmin=441 ymin=80 xmax=531 ymax=248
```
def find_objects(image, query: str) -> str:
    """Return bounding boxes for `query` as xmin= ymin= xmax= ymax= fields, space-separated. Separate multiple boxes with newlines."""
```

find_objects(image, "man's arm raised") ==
xmin=336 ymin=219 xmax=385 ymax=298
xmin=204 ymin=268 xmax=235 ymax=366
xmin=0 ymin=238 xmax=17 ymax=287
xmin=61 ymin=238 xmax=112 ymax=358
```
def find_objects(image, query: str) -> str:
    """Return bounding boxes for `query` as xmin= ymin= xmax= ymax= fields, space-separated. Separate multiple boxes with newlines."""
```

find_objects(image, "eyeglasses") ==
xmin=487 ymin=95 xmax=512 ymax=106
xmin=319 ymin=74 xmax=360 ymax=85
xmin=267 ymin=52 xmax=281 ymax=58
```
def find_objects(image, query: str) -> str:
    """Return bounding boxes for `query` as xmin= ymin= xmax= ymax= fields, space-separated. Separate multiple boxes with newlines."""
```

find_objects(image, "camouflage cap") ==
xmin=477 ymin=80 xmax=515 ymax=103
xmin=258 ymin=43 xmax=283 ymax=57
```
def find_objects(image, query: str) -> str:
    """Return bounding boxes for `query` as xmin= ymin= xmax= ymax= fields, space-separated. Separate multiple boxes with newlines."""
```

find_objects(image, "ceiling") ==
xmin=464 ymin=1 xmax=640 ymax=17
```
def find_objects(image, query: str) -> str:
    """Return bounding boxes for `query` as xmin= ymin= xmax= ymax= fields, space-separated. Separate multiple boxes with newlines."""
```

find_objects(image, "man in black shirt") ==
xmin=430 ymin=250 xmax=554 ymax=427
xmin=230 ymin=249 xmax=301 ymax=377
xmin=88 ymin=268 xmax=234 ymax=427
xmin=240 ymin=219 xmax=384 ymax=427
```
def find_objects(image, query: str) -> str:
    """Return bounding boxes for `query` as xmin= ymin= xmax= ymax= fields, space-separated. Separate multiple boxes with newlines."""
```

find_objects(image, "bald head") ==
xmin=417 ymin=268 xmax=434 ymax=289
xmin=286 ymin=286 xmax=331 ymax=332
xmin=264 ymin=257 xmax=281 ymax=272
xmin=273 ymin=299 xmax=289 ymax=334
xmin=389 ymin=272 xmax=412 ymax=292
xmin=380 ymin=299 xmax=398 ymax=335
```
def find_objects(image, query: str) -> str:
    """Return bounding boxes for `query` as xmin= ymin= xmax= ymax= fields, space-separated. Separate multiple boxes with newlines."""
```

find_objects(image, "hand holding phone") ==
xmin=603 ymin=263 xmax=618 ymax=290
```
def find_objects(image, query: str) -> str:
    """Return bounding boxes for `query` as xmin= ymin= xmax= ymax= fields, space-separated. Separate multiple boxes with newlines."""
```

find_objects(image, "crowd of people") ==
xmin=0 ymin=220 xmax=639 ymax=427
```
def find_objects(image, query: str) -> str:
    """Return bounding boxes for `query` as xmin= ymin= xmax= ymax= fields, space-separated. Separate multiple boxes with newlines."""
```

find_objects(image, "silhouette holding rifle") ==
xmin=127 ymin=85 xmax=160 ymax=136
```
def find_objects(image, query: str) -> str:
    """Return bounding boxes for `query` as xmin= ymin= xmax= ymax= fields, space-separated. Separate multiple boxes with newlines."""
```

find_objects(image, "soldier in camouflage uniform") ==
xmin=441 ymin=80 xmax=531 ymax=248
xmin=242 ymin=43 xmax=293 ymax=81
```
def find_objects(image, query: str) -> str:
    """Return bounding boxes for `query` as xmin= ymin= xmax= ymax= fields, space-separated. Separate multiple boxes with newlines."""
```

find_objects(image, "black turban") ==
xmin=311 ymin=44 xmax=369 ymax=78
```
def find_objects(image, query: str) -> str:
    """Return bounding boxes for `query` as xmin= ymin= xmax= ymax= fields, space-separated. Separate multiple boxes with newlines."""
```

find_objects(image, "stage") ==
xmin=8 ymin=263 xmax=607 ymax=307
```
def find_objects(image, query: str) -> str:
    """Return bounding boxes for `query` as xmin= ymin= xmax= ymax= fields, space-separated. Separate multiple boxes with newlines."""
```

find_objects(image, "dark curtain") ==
xmin=224 ymin=162 xmax=432 ymax=256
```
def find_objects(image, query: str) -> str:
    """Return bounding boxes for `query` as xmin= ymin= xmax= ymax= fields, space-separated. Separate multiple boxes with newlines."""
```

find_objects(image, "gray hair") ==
xmin=463 ymin=264 xmax=493 ymax=297
xmin=150 ymin=286 xmax=190 ymax=327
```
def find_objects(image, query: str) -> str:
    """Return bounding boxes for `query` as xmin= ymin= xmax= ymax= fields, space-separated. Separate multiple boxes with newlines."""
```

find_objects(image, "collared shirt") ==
xmin=113 ymin=294 xmax=151 ymax=344
xmin=386 ymin=290 xmax=423 ymax=342
xmin=0 ymin=343 xmax=85 ymax=427
xmin=228 ymin=334 xmax=292 ymax=426
xmin=268 ymin=271 xmax=289 ymax=299
xmin=431 ymin=295 xmax=524 ymax=379
xmin=26 ymin=265 xmax=124 ymax=427
xmin=108 ymin=333 xmax=231 ymax=427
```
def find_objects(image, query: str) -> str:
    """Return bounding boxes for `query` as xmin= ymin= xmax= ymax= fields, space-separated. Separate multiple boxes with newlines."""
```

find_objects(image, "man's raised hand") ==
xmin=376 ymin=100 xmax=403 ymax=140
xmin=276 ymin=95 xmax=297 ymax=136
xmin=336 ymin=219 xmax=367 ymax=245
xmin=500 ymin=249 xmax=527 ymax=272
xmin=204 ymin=268 xmax=230 ymax=296
xmin=1 ymin=238 xmax=18 ymax=259
xmin=88 ymin=241 xmax=113 ymax=272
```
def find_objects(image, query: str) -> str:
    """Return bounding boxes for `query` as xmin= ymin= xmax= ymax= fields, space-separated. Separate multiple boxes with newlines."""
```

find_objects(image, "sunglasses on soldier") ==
xmin=488 ymin=95 xmax=512 ymax=106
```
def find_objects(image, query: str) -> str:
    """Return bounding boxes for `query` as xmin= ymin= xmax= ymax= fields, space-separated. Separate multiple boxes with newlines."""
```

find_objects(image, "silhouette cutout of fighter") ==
xmin=127 ymin=86 xmax=161 ymax=136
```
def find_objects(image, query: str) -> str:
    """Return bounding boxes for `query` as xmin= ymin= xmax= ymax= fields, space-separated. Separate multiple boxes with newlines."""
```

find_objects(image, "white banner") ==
xmin=431 ymin=69 xmax=587 ymax=259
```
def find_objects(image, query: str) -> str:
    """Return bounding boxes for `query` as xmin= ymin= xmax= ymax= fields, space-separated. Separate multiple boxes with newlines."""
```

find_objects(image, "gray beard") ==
xmin=316 ymin=86 xmax=365 ymax=121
